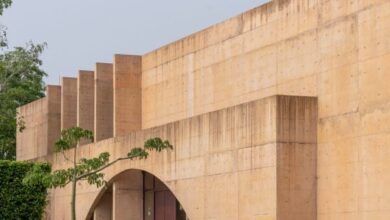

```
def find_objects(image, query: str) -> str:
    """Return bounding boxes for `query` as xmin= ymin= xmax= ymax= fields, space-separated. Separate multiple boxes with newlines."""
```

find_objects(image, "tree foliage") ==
xmin=0 ymin=0 xmax=12 ymax=15
xmin=26 ymin=127 xmax=172 ymax=189
xmin=24 ymin=127 xmax=173 ymax=220
xmin=0 ymin=0 xmax=47 ymax=159
xmin=0 ymin=0 xmax=47 ymax=160
xmin=0 ymin=160 xmax=50 ymax=220
xmin=55 ymin=127 xmax=94 ymax=151
xmin=0 ymin=43 xmax=47 ymax=159
xmin=0 ymin=0 xmax=12 ymax=47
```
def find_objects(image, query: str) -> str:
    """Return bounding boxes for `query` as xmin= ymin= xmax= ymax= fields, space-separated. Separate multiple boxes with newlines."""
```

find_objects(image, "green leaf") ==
xmin=1 ymin=160 xmax=49 ymax=219
xmin=0 ymin=42 xmax=47 ymax=160
xmin=144 ymin=137 xmax=173 ymax=152
xmin=0 ymin=0 xmax=12 ymax=16
xmin=128 ymin=147 xmax=149 ymax=160
xmin=55 ymin=127 xmax=94 ymax=151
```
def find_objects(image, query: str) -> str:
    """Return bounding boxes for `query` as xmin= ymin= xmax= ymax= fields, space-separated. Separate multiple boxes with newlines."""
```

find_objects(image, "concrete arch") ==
xmin=47 ymin=96 xmax=317 ymax=220
xmin=85 ymin=168 xmax=188 ymax=220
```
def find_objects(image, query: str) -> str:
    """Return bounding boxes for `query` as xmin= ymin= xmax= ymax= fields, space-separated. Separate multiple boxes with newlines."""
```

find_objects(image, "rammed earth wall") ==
xmin=17 ymin=0 xmax=390 ymax=219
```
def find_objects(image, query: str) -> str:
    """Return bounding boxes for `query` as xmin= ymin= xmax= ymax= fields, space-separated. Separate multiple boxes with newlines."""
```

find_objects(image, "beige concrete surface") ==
xmin=16 ymin=0 xmax=390 ymax=219
xmin=46 ymin=85 xmax=62 ymax=155
xmin=94 ymin=63 xmax=113 ymax=142
xmin=40 ymin=96 xmax=317 ymax=220
xmin=113 ymin=54 xmax=142 ymax=137
xmin=16 ymin=85 xmax=61 ymax=160
xmin=61 ymin=77 xmax=77 ymax=130
xmin=112 ymin=170 xmax=143 ymax=220
xmin=77 ymin=70 xmax=94 ymax=145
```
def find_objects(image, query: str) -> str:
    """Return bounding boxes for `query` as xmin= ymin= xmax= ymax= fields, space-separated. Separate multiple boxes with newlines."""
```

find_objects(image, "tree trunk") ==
xmin=71 ymin=146 xmax=77 ymax=220
xmin=71 ymin=178 xmax=77 ymax=220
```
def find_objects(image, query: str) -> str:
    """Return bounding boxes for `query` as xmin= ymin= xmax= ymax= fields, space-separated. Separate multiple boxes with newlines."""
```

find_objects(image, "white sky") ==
xmin=2 ymin=0 xmax=269 ymax=84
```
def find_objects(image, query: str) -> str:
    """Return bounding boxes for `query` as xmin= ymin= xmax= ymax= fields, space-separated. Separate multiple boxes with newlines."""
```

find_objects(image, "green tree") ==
xmin=0 ymin=43 xmax=47 ymax=159
xmin=0 ymin=0 xmax=12 ymax=15
xmin=0 ymin=0 xmax=47 ymax=159
xmin=0 ymin=160 xmax=49 ymax=219
xmin=0 ymin=0 xmax=12 ymax=49
xmin=24 ymin=127 xmax=173 ymax=220
xmin=0 ymin=0 xmax=12 ymax=47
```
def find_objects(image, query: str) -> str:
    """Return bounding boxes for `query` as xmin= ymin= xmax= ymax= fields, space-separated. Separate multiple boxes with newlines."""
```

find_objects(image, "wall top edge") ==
xmin=16 ymin=96 xmax=48 ymax=111
xmin=61 ymin=76 xmax=77 ymax=80
xmin=141 ymin=0 xmax=310 ymax=57
xmin=17 ymin=84 xmax=61 ymax=111
xmin=47 ymin=85 xmax=61 ymax=88
xmin=114 ymin=54 xmax=142 ymax=58
xmin=95 ymin=62 xmax=113 ymax=66
xmin=78 ymin=70 xmax=94 ymax=74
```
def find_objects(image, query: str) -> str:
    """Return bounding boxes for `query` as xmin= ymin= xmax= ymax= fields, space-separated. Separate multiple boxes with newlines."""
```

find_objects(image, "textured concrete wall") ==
xmin=47 ymin=85 xmax=62 ymax=154
xmin=94 ymin=63 xmax=113 ymax=142
xmin=113 ymin=54 xmax=142 ymax=137
xmin=45 ymin=95 xmax=317 ymax=220
xmin=16 ymin=98 xmax=48 ymax=160
xmin=77 ymin=70 xmax=94 ymax=145
xmin=61 ymin=77 xmax=77 ymax=130
xmin=16 ymin=85 xmax=61 ymax=160
xmin=139 ymin=0 xmax=390 ymax=218
xmin=141 ymin=0 xmax=388 ymax=128
xmin=15 ymin=0 xmax=390 ymax=219
xmin=112 ymin=170 xmax=143 ymax=220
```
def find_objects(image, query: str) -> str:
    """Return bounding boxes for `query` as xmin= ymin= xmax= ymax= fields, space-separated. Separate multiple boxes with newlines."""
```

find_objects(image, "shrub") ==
xmin=0 ymin=160 xmax=50 ymax=219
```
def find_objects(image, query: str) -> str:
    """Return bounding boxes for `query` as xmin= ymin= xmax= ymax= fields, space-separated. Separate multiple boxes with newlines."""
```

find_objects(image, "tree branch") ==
xmin=76 ymin=157 xmax=129 ymax=181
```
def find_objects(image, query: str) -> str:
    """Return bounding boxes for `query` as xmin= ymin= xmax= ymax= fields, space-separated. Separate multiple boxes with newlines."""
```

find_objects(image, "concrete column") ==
xmin=276 ymin=96 xmax=317 ymax=220
xmin=61 ymin=77 xmax=77 ymax=130
xmin=46 ymin=85 xmax=62 ymax=154
xmin=94 ymin=63 xmax=113 ymax=142
xmin=112 ymin=170 xmax=143 ymax=220
xmin=77 ymin=70 xmax=94 ymax=145
xmin=94 ymin=191 xmax=113 ymax=220
xmin=113 ymin=54 xmax=142 ymax=137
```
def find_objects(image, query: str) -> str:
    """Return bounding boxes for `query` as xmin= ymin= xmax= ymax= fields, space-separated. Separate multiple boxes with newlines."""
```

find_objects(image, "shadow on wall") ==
xmin=87 ymin=169 xmax=188 ymax=220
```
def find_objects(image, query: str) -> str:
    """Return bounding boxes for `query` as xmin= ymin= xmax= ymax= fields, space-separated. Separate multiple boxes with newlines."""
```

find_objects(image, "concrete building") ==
xmin=16 ymin=0 xmax=390 ymax=219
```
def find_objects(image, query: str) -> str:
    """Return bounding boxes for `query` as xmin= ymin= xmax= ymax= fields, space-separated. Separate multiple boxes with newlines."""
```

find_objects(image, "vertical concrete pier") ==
xmin=61 ymin=77 xmax=77 ymax=130
xmin=113 ymin=54 xmax=142 ymax=137
xmin=94 ymin=63 xmax=113 ymax=142
xmin=77 ymin=70 xmax=94 ymax=145
xmin=46 ymin=85 xmax=62 ymax=154
xmin=112 ymin=170 xmax=143 ymax=220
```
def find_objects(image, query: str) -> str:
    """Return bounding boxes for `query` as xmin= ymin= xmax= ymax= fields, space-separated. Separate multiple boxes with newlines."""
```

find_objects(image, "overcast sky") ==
xmin=2 ymin=0 xmax=269 ymax=84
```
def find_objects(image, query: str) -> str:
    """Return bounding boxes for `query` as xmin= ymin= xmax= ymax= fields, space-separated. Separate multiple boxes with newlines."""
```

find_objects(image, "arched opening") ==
xmin=88 ymin=169 xmax=188 ymax=220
